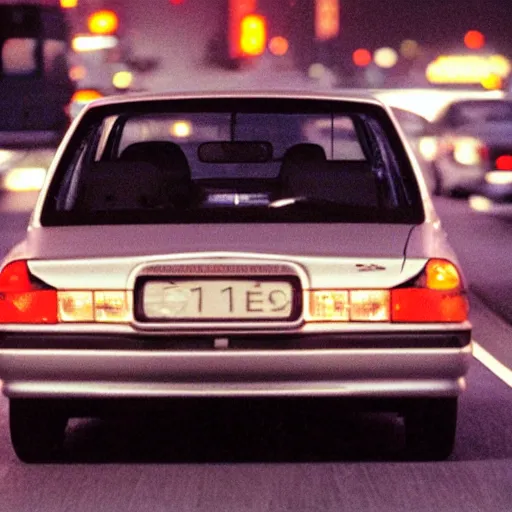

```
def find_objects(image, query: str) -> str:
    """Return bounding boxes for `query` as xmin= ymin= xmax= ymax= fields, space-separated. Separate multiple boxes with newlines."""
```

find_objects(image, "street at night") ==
xmin=1 ymin=1 xmax=512 ymax=511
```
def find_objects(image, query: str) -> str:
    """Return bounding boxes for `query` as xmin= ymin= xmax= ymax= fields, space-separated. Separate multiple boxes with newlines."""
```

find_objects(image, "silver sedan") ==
xmin=0 ymin=91 xmax=472 ymax=462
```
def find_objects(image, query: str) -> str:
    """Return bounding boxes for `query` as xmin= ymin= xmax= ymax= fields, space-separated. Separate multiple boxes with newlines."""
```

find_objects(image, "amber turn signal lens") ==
xmin=425 ymin=259 xmax=462 ymax=291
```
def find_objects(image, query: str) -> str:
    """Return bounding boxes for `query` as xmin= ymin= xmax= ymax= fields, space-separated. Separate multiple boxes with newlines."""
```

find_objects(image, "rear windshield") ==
xmin=41 ymin=97 xmax=424 ymax=225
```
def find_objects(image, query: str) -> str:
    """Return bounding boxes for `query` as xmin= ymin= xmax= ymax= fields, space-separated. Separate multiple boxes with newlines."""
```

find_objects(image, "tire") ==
xmin=404 ymin=398 xmax=458 ymax=461
xmin=9 ymin=399 xmax=68 ymax=463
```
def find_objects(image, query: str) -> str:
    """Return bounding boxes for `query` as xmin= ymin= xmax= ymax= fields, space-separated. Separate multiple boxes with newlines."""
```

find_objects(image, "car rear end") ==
xmin=0 ymin=93 xmax=472 ymax=461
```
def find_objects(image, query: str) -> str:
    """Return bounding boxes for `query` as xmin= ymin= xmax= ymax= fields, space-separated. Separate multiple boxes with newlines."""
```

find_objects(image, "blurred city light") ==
xmin=469 ymin=195 xmax=492 ymax=212
xmin=88 ymin=10 xmax=119 ymax=35
xmin=481 ymin=73 xmax=502 ymax=90
xmin=315 ymin=0 xmax=340 ymax=41
xmin=112 ymin=70 xmax=133 ymax=90
xmin=485 ymin=171 xmax=512 ymax=185
xmin=169 ymin=0 xmax=185 ymax=4
xmin=170 ymin=121 xmax=192 ymax=138
xmin=418 ymin=137 xmax=438 ymax=162
xmin=308 ymin=62 xmax=326 ymax=79
xmin=60 ymin=0 xmax=77 ymax=8
xmin=269 ymin=36 xmax=289 ymax=56
xmin=426 ymin=54 xmax=511 ymax=85
xmin=495 ymin=156 xmax=512 ymax=171
xmin=400 ymin=39 xmax=419 ymax=59
xmin=352 ymin=48 xmax=372 ymax=67
xmin=464 ymin=30 xmax=485 ymax=50
xmin=374 ymin=47 xmax=398 ymax=68
xmin=72 ymin=35 xmax=118 ymax=52
xmin=240 ymin=14 xmax=267 ymax=56
xmin=228 ymin=0 xmax=256 ymax=59
xmin=4 ymin=167 xmax=46 ymax=192
xmin=68 ymin=65 xmax=87 ymax=81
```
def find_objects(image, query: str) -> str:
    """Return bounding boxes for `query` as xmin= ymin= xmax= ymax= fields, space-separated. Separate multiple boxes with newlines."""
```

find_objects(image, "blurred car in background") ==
xmin=426 ymin=98 xmax=512 ymax=196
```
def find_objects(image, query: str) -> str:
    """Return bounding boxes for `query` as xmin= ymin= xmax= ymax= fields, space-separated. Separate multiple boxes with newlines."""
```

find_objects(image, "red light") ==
xmin=496 ymin=155 xmax=512 ymax=170
xmin=464 ymin=30 xmax=485 ymax=50
xmin=169 ymin=0 xmax=184 ymax=4
xmin=0 ymin=261 xmax=57 ymax=324
xmin=353 ymin=48 xmax=372 ymax=67
xmin=390 ymin=259 xmax=468 ymax=323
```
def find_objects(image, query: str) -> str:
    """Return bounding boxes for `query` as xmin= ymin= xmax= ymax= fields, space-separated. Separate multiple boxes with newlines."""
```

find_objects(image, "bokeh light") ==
xmin=112 ymin=71 xmax=133 ymax=90
xmin=269 ymin=36 xmax=289 ymax=56
xmin=352 ymin=48 xmax=372 ymax=67
xmin=374 ymin=47 xmax=398 ymax=69
xmin=464 ymin=30 xmax=485 ymax=50
xmin=400 ymin=39 xmax=419 ymax=60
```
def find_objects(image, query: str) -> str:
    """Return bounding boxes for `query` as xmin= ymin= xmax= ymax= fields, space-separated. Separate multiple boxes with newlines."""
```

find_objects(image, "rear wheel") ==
xmin=10 ymin=399 xmax=68 ymax=463
xmin=404 ymin=398 xmax=458 ymax=461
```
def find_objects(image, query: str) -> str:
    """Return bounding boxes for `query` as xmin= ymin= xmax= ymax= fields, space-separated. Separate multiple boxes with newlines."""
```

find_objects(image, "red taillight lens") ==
xmin=391 ymin=259 xmax=468 ymax=323
xmin=495 ymin=155 xmax=512 ymax=170
xmin=0 ymin=261 xmax=57 ymax=324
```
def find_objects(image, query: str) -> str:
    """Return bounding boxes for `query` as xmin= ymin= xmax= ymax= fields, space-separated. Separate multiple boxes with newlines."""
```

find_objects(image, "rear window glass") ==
xmin=41 ymin=98 xmax=424 ymax=225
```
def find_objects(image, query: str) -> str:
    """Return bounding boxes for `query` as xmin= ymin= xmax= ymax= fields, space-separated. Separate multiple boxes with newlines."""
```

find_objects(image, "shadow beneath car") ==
xmin=63 ymin=399 xmax=406 ymax=464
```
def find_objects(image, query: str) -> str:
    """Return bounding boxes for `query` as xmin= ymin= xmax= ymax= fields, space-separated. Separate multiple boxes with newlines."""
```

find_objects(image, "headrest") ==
xmin=120 ymin=141 xmax=190 ymax=182
xmin=282 ymin=143 xmax=327 ymax=162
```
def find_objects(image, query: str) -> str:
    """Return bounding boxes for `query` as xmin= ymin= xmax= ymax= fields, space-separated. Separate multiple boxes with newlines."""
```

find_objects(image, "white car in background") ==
xmin=0 ymin=91 xmax=471 ymax=463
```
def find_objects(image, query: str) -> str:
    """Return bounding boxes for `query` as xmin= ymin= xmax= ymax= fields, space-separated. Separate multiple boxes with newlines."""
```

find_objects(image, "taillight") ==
xmin=391 ymin=259 xmax=468 ymax=323
xmin=495 ymin=155 xmax=512 ymax=170
xmin=306 ymin=259 xmax=468 ymax=324
xmin=451 ymin=137 xmax=487 ymax=166
xmin=0 ymin=261 xmax=57 ymax=324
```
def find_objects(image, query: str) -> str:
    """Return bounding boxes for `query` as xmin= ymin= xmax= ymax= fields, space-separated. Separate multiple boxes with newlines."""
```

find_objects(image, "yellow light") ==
xmin=170 ymin=121 xmax=192 ymax=138
xmin=94 ymin=291 xmax=131 ymax=323
xmin=60 ymin=0 xmax=77 ymax=8
xmin=112 ymin=70 xmax=133 ymax=90
xmin=58 ymin=291 xmax=94 ymax=322
xmin=426 ymin=260 xmax=461 ymax=291
xmin=426 ymin=54 xmax=512 ymax=84
xmin=349 ymin=290 xmax=390 ymax=321
xmin=88 ymin=10 xmax=119 ymax=35
xmin=4 ymin=167 xmax=47 ymax=192
xmin=240 ymin=14 xmax=267 ymax=56
xmin=71 ymin=89 xmax=103 ymax=104
xmin=309 ymin=291 xmax=349 ymax=321
xmin=481 ymin=73 xmax=502 ymax=90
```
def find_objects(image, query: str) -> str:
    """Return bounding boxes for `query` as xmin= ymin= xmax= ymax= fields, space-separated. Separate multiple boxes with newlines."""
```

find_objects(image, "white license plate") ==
xmin=142 ymin=279 xmax=294 ymax=320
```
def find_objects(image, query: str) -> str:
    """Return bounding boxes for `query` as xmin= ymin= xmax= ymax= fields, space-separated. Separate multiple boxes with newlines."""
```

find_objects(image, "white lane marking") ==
xmin=472 ymin=340 xmax=512 ymax=388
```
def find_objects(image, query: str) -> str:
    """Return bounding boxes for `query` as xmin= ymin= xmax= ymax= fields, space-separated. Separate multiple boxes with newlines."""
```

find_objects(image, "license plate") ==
xmin=142 ymin=279 xmax=294 ymax=320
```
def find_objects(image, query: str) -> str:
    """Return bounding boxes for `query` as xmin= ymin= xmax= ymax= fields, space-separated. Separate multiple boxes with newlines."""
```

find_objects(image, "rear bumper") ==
xmin=0 ymin=331 xmax=472 ymax=399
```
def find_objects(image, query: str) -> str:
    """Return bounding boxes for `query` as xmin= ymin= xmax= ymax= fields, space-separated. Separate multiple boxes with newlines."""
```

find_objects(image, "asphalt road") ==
xmin=0 ymin=196 xmax=511 ymax=512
